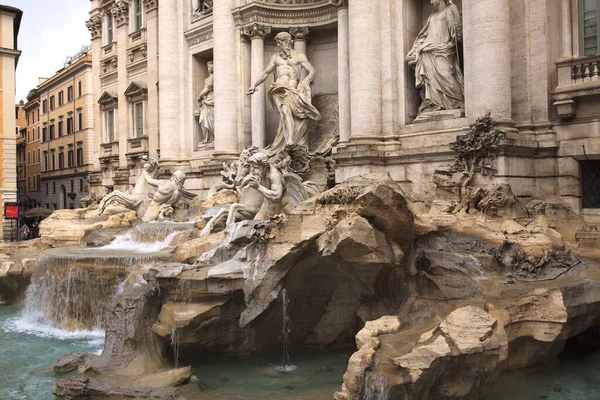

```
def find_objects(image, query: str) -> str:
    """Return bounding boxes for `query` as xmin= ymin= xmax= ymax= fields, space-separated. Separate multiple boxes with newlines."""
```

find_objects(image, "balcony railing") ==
xmin=99 ymin=141 xmax=119 ymax=163
xmin=553 ymin=55 xmax=600 ymax=119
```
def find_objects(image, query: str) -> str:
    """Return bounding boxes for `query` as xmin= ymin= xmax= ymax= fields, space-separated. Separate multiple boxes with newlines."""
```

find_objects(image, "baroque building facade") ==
xmin=0 ymin=5 xmax=22 ymax=241
xmin=88 ymin=0 xmax=600 ymax=221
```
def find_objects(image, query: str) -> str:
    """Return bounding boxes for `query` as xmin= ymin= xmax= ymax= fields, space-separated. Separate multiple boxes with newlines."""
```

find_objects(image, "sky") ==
xmin=7 ymin=0 xmax=91 ymax=102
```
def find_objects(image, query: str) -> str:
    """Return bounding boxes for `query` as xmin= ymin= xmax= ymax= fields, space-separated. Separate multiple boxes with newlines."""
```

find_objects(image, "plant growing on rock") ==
xmin=449 ymin=113 xmax=505 ymax=212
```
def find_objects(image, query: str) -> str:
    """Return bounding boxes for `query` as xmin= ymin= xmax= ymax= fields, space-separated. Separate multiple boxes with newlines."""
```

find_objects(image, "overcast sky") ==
xmin=7 ymin=0 xmax=91 ymax=102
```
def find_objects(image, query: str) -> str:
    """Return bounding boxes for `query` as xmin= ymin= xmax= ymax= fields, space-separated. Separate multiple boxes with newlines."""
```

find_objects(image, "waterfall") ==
xmin=20 ymin=248 xmax=172 ymax=332
xmin=364 ymin=372 xmax=390 ymax=400
xmin=275 ymin=289 xmax=296 ymax=373
xmin=171 ymin=327 xmax=182 ymax=369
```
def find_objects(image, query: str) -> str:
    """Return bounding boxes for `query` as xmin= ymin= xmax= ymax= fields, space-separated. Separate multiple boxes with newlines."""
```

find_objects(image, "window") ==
xmin=107 ymin=13 xmax=114 ymax=43
xmin=27 ymin=151 xmax=30 ymax=165
xmin=59 ymin=151 xmax=64 ymax=169
xmin=134 ymin=0 xmax=142 ymax=30
xmin=51 ymin=153 xmax=56 ymax=170
xmin=49 ymin=124 xmax=55 ymax=140
xmin=80 ymin=179 xmax=84 ymax=192
xmin=37 ymin=149 xmax=40 ymax=164
xmin=71 ymin=180 xmax=74 ymax=193
xmin=58 ymin=91 xmax=64 ymax=106
xmin=77 ymin=110 xmax=83 ymax=131
xmin=58 ymin=120 xmax=63 ymax=137
xmin=581 ymin=0 xmax=599 ymax=56
xmin=42 ymin=126 xmax=47 ymax=142
xmin=76 ymin=147 xmax=84 ymax=166
xmin=67 ymin=86 xmax=73 ymax=102
xmin=42 ymin=99 xmax=47 ymax=113
xmin=582 ymin=160 xmax=600 ymax=208
xmin=107 ymin=109 xmax=115 ymax=142
xmin=44 ymin=153 xmax=48 ymax=171
xmin=32 ymin=127 xmax=36 ymax=141
xmin=78 ymin=80 xmax=82 ymax=97
xmin=50 ymin=96 xmax=55 ymax=110
xmin=37 ymin=175 xmax=40 ymax=189
xmin=67 ymin=116 xmax=73 ymax=134
xmin=68 ymin=149 xmax=74 ymax=167
xmin=134 ymin=102 xmax=143 ymax=137
xmin=53 ymin=182 xmax=56 ymax=194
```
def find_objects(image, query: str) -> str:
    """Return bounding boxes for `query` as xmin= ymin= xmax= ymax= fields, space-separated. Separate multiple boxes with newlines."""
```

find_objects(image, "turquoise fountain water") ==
xmin=0 ymin=304 xmax=104 ymax=400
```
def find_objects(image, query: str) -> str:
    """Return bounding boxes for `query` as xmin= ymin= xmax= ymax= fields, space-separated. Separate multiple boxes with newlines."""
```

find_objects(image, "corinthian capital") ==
xmin=86 ymin=14 xmax=103 ymax=40
xmin=241 ymin=23 xmax=272 ymax=40
xmin=111 ymin=0 xmax=130 ymax=26
xmin=289 ymin=27 xmax=310 ymax=41
xmin=329 ymin=0 xmax=348 ymax=9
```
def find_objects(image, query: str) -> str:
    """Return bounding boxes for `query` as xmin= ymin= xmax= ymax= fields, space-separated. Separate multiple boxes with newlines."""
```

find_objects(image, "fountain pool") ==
xmin=178 ymin=347 xmax=352 ymax=400
xmin=0 ymin=305 xmax=104 ymax=400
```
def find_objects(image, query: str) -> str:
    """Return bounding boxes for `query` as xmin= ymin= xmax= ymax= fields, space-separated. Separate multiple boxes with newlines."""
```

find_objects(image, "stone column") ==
xmin=213 ymin=0 xmax=239 ymax=156
xmin=561 ymin=0 xmax=573 ymax=59
xmin=331 ymin=1 xmax=350 ymax=143
xmin=463 ymin=0 xmax=512 ymax=121
xmin=242 ymin=23 xmax=271 ymax=149
xmin=348 ymin=0 xmax=382 ymax=138
xmin=290 ymin=27 xmax=309 ymax=55
xmin=86 ymin=11 xmax=103 ymax=169
xmin=144 ymin=0 xmax=159 ymax=159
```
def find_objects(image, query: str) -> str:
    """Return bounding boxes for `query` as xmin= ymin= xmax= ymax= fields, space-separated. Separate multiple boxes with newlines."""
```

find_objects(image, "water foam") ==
xmin=3 ymin=314 xmax=105 ymax=346
xmin=99 ymin=230 xmax=181 ymax=253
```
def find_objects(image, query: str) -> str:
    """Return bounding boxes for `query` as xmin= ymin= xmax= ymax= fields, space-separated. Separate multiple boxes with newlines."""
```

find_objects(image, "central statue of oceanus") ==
xmin=247 ymin=32 xmax=321 ymax=154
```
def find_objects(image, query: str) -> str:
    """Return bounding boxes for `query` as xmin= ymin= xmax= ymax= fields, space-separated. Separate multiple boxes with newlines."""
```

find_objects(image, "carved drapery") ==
xmin=111 ymin=0 xmax=130 ymax=26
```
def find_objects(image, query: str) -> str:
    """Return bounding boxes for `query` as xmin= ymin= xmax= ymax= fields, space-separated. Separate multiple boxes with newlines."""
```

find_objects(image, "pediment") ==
xmin=124 ymin=81 xmax=148 ymax=101
xmin=98 ymin=91 xmax=118 ymax=106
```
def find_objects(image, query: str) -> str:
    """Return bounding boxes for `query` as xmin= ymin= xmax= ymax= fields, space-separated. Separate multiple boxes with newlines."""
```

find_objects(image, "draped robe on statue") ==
xmin=265 ymin=63 xmax=321 ymax=154
xmin=409 ymin=3 xmax=464 ymax=113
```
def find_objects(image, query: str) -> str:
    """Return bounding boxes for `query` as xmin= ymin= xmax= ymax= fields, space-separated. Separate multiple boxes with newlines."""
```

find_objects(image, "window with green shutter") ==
xmin=135 ymin=102 xmax=144 ymax=138
xmin=581 ymin=0 xmax=599 ymax=56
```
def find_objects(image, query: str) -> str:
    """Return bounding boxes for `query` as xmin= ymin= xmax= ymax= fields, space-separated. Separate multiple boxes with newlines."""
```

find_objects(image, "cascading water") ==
xmin=171 ymin=327 xmax=182 ymax=369
xmin=275 ymin=289 xmax=296 ymax=373
xmin=364 ymin=372 xmax=390 ymax=400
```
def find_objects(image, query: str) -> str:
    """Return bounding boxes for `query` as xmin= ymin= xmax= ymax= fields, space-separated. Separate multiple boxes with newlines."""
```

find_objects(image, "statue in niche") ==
xmin=406 ymin=0 xmax=464 ymax=116
xmin=194 ymin=0 xmax=213 ymax=14
xmin=195 ymin=60 xmax=214 ymax=148
xmin=201 ymin=146 xmax=318 ymax=237
xmin=140 ymin=169 xmax=197 ymax=222
xmin=97 ymin=155 xmax=158 ymax=216
xmin=247 ymin=32 xmax=321 ymax=154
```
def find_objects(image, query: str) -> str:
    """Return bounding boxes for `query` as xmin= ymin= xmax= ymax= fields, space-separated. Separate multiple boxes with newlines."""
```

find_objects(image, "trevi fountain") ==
xmin=3 ymin=0 xmax=600 ymax=399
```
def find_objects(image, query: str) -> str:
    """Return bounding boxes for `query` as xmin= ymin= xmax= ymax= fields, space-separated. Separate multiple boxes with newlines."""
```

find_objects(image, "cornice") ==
xmin=185 ymin=21 xmax=214 ymax=47
xmin=232 ymin=1 xmax=337 ymax=29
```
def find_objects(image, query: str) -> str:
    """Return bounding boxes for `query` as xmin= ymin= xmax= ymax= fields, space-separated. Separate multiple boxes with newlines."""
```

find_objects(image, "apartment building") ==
xmin=0 ymin=5 xmax=22 ymax=241
xmin=23 ymin=93 xmax=41 ymax=208
xmin=15 ymin=100 xmax=25 ymax=206
xmin=38 ymin=47 xmax=94 ymax=211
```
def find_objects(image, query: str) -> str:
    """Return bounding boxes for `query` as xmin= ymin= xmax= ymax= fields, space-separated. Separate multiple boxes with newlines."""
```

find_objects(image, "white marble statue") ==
xmin=407 ymin=0 xmax=464 ymax=115
xmin=140 ymin=169 xmax=197 ymax=222
xmin=195 ymin=61 xmax=214 ymax=147
xmin=200 ymin=148 xmax=319 ymax=237
xmin=247 ymin=32 xmax=321 ymax=154
xmin=97 ymin=155 xmax=158 ymax=216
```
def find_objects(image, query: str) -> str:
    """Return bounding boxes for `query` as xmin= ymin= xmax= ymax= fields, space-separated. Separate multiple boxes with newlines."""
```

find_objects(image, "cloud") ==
xmin=7 ymin=0 xmax=91 ymax=101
